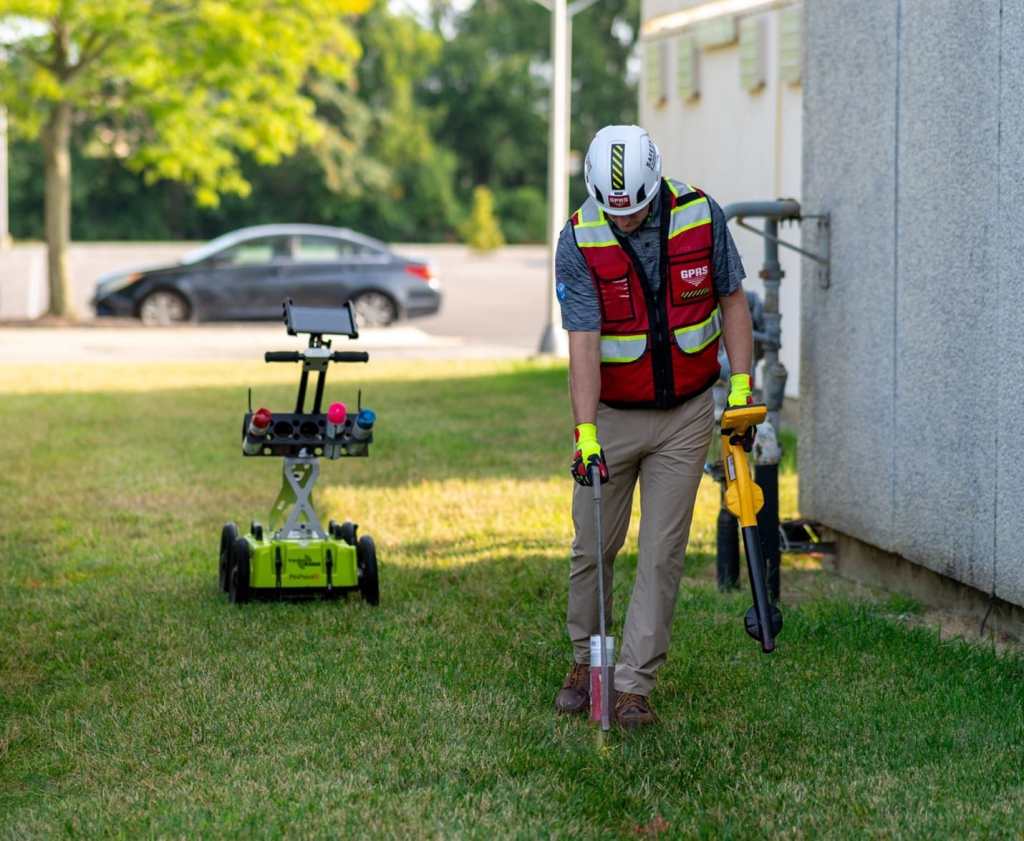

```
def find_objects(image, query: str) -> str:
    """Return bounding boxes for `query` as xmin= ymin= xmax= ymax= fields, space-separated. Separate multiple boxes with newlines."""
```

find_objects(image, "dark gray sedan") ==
xmin=93 ymin=224 xmax=442 ymax=327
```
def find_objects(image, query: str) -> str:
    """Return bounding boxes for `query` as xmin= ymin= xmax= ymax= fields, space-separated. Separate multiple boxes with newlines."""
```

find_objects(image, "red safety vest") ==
xmin=571 ymin=178 xmax=722 ymax=409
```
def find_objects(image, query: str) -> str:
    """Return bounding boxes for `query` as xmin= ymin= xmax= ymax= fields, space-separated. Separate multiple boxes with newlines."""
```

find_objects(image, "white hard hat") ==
xmin=584 ymin=125 xmax=662 ymax=216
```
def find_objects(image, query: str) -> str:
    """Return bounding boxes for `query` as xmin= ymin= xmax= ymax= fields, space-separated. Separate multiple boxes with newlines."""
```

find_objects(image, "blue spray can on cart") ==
xmin=348 ymin=409 xmax=376 ymax=456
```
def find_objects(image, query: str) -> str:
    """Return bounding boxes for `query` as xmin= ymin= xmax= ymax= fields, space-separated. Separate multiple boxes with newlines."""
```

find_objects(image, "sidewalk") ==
xmin=0 ymin=324 xmax=531 ymax=363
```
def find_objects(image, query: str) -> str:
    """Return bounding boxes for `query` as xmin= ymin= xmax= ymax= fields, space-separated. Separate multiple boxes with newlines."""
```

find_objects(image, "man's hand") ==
xmin=727 ymin=372 xmax=753 ymax=407
xmin=571 ymin=422 xmax=609 ymax=486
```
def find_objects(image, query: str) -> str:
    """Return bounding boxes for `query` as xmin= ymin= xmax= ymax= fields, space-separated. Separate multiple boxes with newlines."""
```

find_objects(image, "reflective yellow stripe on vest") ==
xmin=669 ymin=196 xmax=711 ymax=240
xmin=666 ymin=178 xmax=690 ymax=198
xmin=573 ymin=199 xmax=618 ymax=248
xmin=674 ymin=306 xmax=721 ymax=354
xmin=600 ymin=333 xmax=647 ymax=364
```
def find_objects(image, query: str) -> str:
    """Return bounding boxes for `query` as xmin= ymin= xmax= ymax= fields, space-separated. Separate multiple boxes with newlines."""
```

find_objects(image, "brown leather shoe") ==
xmin=615 ymin=692 xmax=657 ymax=729
xmin=554 ymin=662 xmax=590 ymax=714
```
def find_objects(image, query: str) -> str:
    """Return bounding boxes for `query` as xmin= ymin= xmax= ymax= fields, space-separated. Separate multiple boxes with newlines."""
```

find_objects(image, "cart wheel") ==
xmin=219 ymin=523 xmax=238 ymax=593
xmin=250 ymin=521 xmax=264 ymax=541
xmin=328 ymin=519 xmax=340 ymax=539
xmin=340 ymin=521 xmax=358 ymax=546
xmin=229 ymin=537 xmax=251 ymax=605
xmin=357 ymin=535 xmax=379 ymax=606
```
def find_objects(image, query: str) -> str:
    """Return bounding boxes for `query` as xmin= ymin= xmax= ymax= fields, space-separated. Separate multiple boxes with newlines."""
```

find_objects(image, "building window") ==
xmin=645 ymin=38 xmax=670 ymax=108
xmin=676 ymin=33 xmax=700 ymax=103
xmin=779 ymin=3 xmax=802 ymax=85
xmin=739 ymin=16 xmax=766 ymax=93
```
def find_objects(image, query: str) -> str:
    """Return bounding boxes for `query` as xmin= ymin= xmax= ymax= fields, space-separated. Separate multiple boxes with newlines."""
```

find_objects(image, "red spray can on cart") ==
xmin=243 ymin=408 xmax=272 ymax=455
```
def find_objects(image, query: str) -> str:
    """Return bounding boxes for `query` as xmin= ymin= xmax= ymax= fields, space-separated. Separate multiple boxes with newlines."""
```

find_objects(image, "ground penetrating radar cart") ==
xmin=218 ymin=300 xmax=379 ymax=606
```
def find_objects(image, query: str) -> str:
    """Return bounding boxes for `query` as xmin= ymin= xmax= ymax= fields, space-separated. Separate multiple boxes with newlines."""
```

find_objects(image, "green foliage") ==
xmin=495 ymin=185 xmax=547 ymax=244
xmin=0 ymin=0 xmax=370 ymax=207
xmin=460 ymin=185 xmax=504 ymax=251
xmin=4 ymin=0 xmax=641 ymax=244
xmin=430 ymin=0 xmax=641 ymax=212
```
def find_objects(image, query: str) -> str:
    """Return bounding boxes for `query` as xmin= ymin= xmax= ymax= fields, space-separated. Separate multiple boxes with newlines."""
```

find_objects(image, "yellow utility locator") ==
xmin=721 ymin=404 xmax=783 ymax=653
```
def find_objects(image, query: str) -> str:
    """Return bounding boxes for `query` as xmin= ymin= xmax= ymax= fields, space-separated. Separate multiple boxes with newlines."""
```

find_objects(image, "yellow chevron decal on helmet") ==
xmin=610 ymin=143 xmax=626 ymax=191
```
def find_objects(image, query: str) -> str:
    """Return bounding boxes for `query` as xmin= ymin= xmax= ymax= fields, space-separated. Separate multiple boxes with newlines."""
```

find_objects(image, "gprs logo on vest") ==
xmin=679 ymin=265 xmax=709 ymax=286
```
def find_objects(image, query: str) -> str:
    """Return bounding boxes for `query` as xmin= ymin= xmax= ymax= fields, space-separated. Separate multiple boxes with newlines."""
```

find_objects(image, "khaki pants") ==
xmin=567 ymin=391 xmax=715 ymax=696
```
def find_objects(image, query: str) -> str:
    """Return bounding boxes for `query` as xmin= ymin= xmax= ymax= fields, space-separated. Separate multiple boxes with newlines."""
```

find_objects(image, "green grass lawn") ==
xmin=2 ymin=359 xmax=1023 ymax=839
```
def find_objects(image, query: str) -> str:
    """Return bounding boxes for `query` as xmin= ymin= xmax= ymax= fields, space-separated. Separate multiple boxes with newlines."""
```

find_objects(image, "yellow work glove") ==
xmin=727 ymin=373 xmax=753 ymax=407
xmin=571 ymin=422 xmax=609 ymax=486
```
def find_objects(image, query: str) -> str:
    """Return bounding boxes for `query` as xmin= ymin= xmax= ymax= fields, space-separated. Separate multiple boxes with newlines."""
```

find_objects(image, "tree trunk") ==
xmin=43 ymin=101 xmax=74 ymax=319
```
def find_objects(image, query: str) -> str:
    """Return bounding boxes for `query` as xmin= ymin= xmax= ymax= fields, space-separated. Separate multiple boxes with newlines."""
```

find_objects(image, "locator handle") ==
xmin=331 ymin=351 xmax=369 ymax=363
xmin=265 ymin=351 xmax=302 ymax=363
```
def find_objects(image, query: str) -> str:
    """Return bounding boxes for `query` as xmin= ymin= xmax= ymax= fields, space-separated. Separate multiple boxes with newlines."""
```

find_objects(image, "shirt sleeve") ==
xmin=709 ymin=196 xmax=746 ymax=297
xmin=555 ymin=221 xmax=602 ymax=332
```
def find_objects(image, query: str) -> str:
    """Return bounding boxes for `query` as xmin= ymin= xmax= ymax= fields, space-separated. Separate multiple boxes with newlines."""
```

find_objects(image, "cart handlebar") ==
xmin=264 ymin=351 xmax=370 ymax=364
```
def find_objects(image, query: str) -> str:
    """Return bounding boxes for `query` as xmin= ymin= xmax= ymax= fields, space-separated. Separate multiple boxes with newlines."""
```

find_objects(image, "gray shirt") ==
xmin=555 ymin=188 xmax=745 ymax=332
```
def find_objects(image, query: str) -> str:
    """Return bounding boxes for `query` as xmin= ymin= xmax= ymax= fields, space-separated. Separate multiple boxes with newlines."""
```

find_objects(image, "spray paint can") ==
xmin=347 ymin=408 xmax=376 ymax=456
xmin=326 ymin=402 xmax=347 ymax=458
xmin=243 ymin=407 xmax=272 ymax=455
xmin=589 ymin=634 xmax=615 ymax=724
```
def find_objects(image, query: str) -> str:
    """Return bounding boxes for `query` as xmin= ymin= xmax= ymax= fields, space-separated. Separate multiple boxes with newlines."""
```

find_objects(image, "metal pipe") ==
xmin=760 ymin=216 xmax=786 ymax=434
xmin=723 ymin=199 xmax=801 ymax=222
xmin=735 ymin=218 xmax=828 ymax=266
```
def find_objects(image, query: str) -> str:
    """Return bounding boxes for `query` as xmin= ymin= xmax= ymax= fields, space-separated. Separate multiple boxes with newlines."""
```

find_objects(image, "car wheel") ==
xmin=139 ymin=290 xmax=190 ymax=325
xmin=351 ymin=292 xmax=397 ymax=328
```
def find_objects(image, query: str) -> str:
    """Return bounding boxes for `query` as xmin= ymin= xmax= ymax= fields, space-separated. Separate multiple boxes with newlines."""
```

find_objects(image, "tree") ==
xmin=460 ymin=185 xmax=504 ymax=251
xmin=427 ymin=0 xmax=641 ymax=235
xmin=318 ymin=0 xmax=461 ymax=242
xmin=0 ymin=0 xmax=369 ymax=318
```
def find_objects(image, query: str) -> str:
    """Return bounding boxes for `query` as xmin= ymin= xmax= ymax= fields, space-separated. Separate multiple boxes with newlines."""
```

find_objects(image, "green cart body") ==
xmin=248 ymin=534 xmax=357 ymax=592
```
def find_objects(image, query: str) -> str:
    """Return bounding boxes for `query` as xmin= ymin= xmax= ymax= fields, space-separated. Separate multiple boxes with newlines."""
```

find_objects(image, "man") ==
xmin=553 ymin=125 xmax=753 ymax=728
